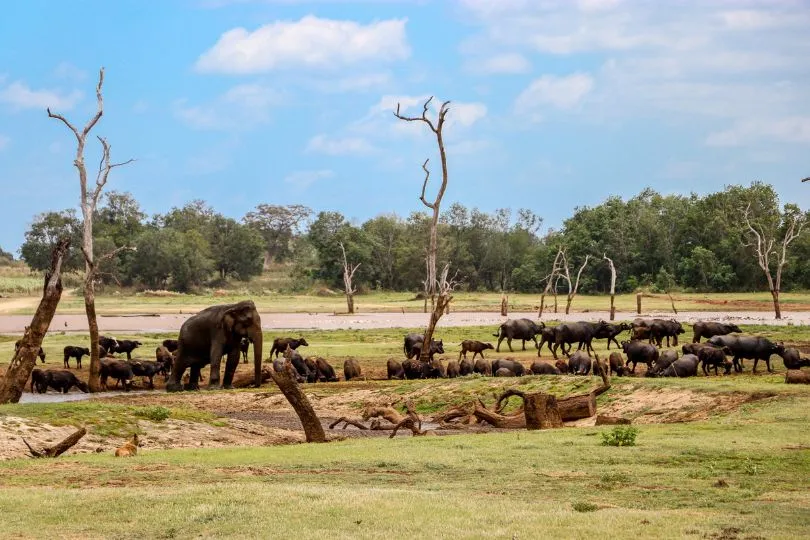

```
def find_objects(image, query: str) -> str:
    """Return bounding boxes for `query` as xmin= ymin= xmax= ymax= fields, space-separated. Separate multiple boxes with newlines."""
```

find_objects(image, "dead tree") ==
xmin=0 ymin=239 xmax=70 ymax=404
xmin=538 ymin=247 xmax=564 ymax=318
xmin=338 ymin=242 xmax=360 ymax=314
xmin=394 ymin=97 xmax=452 ymax=363
xmin=23 ymin=427 xmax=86 ymax=458
xmin=558 ymin=250 xmax=590 ymax=315
xmin=270 ymin=358 xmax=326 ymax=443
xmin=47 ymin=67 xmax=134 ymax=392
xmin=603 ymin=254 xmax=617 ymax=321
xmin=742 ymin=203 xmax=806 ymax=319
xmin=500 ymin=293 xmax=508 ymax=317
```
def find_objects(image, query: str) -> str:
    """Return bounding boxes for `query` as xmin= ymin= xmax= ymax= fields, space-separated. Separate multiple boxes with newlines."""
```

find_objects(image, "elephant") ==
xmin=166 ymin=300 xmax=263 ymax=391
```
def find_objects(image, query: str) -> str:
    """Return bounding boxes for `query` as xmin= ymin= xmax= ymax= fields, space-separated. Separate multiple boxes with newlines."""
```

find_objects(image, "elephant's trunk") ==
xmin=250 ymin=327 xmax=263 ymax=387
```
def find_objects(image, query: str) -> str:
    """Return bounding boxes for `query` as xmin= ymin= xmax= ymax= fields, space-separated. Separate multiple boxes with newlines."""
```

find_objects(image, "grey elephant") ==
xmin=166 ymin=300 xmax=263 ymax=391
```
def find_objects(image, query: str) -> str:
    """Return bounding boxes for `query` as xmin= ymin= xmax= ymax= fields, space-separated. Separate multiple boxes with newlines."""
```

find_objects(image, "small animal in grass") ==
xmin=115 ymin=434 xmax=140 ymax=457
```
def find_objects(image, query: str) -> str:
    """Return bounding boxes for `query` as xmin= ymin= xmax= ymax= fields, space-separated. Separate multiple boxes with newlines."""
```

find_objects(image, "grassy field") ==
xmin=0 ymin=391 xmax=807 ymax=538
xmin=2 ymin=287 xmax=810 ymax=315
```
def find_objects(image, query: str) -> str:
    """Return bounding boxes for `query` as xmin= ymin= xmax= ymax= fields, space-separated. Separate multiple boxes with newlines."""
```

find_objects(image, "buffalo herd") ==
xmin=21 ymin=317 xmax=810 ymax=393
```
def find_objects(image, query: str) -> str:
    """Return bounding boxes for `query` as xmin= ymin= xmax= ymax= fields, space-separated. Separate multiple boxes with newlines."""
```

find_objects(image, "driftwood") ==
xmin=269 ymin=361 xmax=326 ymax=443
xmin=389 ymin=401 xmax=426 ymax=438
xmin=473 ymin=399 xmax=527 ymax=429
xmin=785 ymin=370 xmax=810 ymax=384
xmin=329 ymin=417 xmax=369 ymax=430
xmin=329 ymin=402 xmax=426 ymax=436
xmin=363 ymin=406 xmax=405 ymax=425
xmin=22 ymin=427 xmax=86 ymax=458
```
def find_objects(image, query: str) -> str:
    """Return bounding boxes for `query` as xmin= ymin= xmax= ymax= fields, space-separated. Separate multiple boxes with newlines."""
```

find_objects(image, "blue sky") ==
xmin=1 ymin=0 xmax=809 ymax=252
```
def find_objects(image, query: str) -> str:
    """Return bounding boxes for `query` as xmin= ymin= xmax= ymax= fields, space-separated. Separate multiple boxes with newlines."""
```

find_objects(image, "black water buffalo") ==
xmin=402 ymin=359 xmax=438 ymax=379
xmin=63 ymin=346 xmax=90 ymax=369
xmin=304 ymin=357 xmax=319 ymax=383
xmin=270 ymin=337 xmax=309 ymax=359
xmin=286 ymin=350 xmax=314 ymax=382
xmin=622 ymin=340 xmax=659 ymax=374
xmin=155 ymin=346 xmax=174 ymax=376
xmin=344 ymin=358 xmax=362 ymax=381
xmin=646 ymin=350 xmax=678 ymax=377
xmin=446 ymin=360 xmax=460 ymax=378
xmin=493 ymin=319 xmax=544 ymax=352
xmin=567 ymin=351 xmax=592 ymax=375
xmin=387 ymin=358 xmax=404 ymax=380
xmin=692 ymin=321 xmax=742 ymax=343
xmin=780 ymin=348 xmax=810 ymax=370
xmin=649 ymin=319 xmax=685 ymax=347
xmin=495 ymin=368 xmax=514 ymax=377
xmin=536 ymin=326 xmax=560 ymax=356
xmin=474 ymin=358 xmax=492 ymax=376
xmin=239 ymin=337 xmax=251 ymax=364
xmin=114 ymin=340 xmax=142 ymax=360
xmin=697 ymin=346 xmax=730 ymax=376
xmin=99 ymin=336 xmax=119 ymax=354
xmin=530 ymin=361 xmax=562 ymax=375
xmin=15 ymin=340 xmax=46 ymax=363
xmin=552 ymin=321 xmax=611 ymax=359
xmin=594 ymin=322 xmax=631 ymax=350
xmin=491 ymin=359 xmax=525 ymax=376
xmin=708 ymin=335 xmax=784 ymax=373
xmin=130 ymin=360 xmax=164 ymax=388
xmin=555 ymin=359 xmax=569 ymax=373
xmin=656 ymin=354 xmax=699 ymax=378
xmin=30 ymin=368 xmax=49 ymax=393
xmin=404 ymin=333 xmax=444 ymax=361
xmin=162 ymin=339 xmax=179 ymax=352
xmin=313 ymin=358 xmax=338 ymax=382
xmin=42 ymin=370 xmax=89 ymax=393
xmin=459 ymin=340 xmax=494 ymax=361
xmin=100 ymin=359 xmax=134 ymax=391
xmin=459 ymin=358 xmax=474 ymax=376
xmin=608 ymin=352 xmax=626 ymax=376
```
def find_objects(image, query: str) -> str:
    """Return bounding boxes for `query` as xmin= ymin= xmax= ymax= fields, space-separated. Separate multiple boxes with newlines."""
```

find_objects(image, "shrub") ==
xmin=135 ymin=406 xmax=171 ymax=422
xmin=572 ymin=502 xmax=598 ymax=513
xmin=600 ymin=426 xmax=639 ymax=447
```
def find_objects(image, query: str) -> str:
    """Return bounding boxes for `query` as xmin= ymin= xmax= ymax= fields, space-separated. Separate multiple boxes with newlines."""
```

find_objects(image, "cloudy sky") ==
xmin=1 ymin=0 xmax=808 ymax=251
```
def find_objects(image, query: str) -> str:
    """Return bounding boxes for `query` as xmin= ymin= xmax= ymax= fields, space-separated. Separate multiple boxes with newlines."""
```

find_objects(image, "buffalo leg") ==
xmin=507 ymin=337 xmax=514 ymax=352
xmin=766 ymin=357 xmax=773 ymax=373
xmin=522 ymin=339 xmax=526 ymax=351
xmin=531 ymin=336 xmax=539 ymax=349
xmin=496 ymin=336 xmax=504 ymax=352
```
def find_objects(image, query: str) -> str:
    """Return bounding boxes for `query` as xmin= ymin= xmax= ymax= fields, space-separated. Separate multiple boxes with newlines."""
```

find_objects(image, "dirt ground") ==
xmin=2 ymin=309 xmax=810 ymax=334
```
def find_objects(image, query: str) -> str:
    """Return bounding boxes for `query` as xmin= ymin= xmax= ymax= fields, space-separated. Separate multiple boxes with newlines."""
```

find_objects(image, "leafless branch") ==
xmin=419 ymin=159 xmax=434 ymax=209
xmin=394 ymin=96 xmax=437 ymax=133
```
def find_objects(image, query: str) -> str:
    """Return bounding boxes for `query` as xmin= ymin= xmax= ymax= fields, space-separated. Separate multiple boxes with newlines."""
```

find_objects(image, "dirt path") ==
xmin=1 ymin=309 xmax=807 ymax=334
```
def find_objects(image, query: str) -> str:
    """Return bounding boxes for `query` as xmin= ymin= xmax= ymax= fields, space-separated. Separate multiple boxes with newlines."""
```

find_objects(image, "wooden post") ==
xmin=636 ymin=292 xmax=642 ymax=314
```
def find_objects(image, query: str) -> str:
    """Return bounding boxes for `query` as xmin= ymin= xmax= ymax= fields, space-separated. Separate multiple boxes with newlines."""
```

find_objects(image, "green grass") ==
xmin=0 ymin=395 xmax=807 ymax=538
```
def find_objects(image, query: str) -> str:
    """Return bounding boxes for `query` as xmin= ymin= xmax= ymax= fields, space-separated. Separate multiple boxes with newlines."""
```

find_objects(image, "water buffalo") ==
xmin=649 ymin=319 xmax=685 ymax=347
xmin=697 ymin=346 xmax=730 ymax=376
xmin=15 ymin=340 xmax=46 ymax=363
xmin=387 ymin=358 xmax=404 ymax=380
xmin=495 ymin=368 xmax=514 ymax=377
xmin=459 ymin=358 xmax=474 ymax=376
xmin=99 ymin=359 xmax=134 ymax=391
xmin=459 ymin=340 xmax=494 ymax=361
xmin=344 ymin=358 xmax=362 ymax=381
xmin=402 ymin=359 xmax=434 ymax=379
xmin=446 ymin=360 xmax=460 ymax=378
xmin=314 ymin=358 xmax=338 ymax=382
xmin=474 ymin=358 xmax=492 ymax=376
xmin=530 ymin=361 xmax=562 ymax=375
xmin=552 ymin=321 xmax=611 ymax=359
xmin=708 ymin=335 xmax=784 ymax=373
xmin=42 ymin=370 xmax=89 ymax=393
xmin=63 ymin=346 xmax=90 ymax=369
xmin=536 ymin=326 xmax=561 ymax=356
xmin=30 ymin=368 xmax=50 ymax=393
xmin=162 ymin=339 xmax=179 ymax=352
xmin=781 ymin=348 xmax=810 ymax=370
xmin=567 ymin=351 xmax=592 ymax=375
xmin=99 ymin=336 xmax=119 ymax=354
xmin=239 ymin=337 xmax=251 ymax=364
xmin=608 ymin=352 xmax=626 ymax=376
xmin=270 ymin=337 xmax=309 ymax=359
xmin=304 ymin=357 xmax=319 ymax=383
xmin=130 ymin=360 xmax=164 ymax=389
xmin=692 ymin=321 xmax=742 ymax=343
xmin=656 ymin=354 xmax=699 ymax=377
xmin=594 ymin=322 xmax=631 ymax=350
xmin=646 ymin=350 xmax=678 ymax=377
xmin=113 ymin=339 xmax=142 ymax=360
xmin=555 ymin=359 xmax=569 ymax=373
xmin=286 ymin=350 xmax=314 ymax=382
xmin=404 ymin=334 xmax=445 ymax=362
xmin=493 ymin=319 xmax=544 ymax=352
xmin=622 ymin=340 xmax=659 ymax=374
xmin=491 ymin=359 xmax=525 ymax=376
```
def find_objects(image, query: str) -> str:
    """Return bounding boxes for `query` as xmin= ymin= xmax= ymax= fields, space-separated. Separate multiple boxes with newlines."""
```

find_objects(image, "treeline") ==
xmin=11 ymin=182 xmax=809 ymax=294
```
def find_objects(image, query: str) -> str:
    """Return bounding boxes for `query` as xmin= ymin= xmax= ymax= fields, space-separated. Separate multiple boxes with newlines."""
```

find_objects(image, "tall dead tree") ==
xmin=339 ymin=242 xmax=360 ymax=314
xmin=394 ymin=97 xmax=453 ymax=362
xmin=742 ymin=203 xmax=805 ymax=319
xmin=558 ymin=250 xmax=590 ymax=315
xmin=47 ymin=67 xmax=133 ymax=392
xmin=603 ymin=254 xmax=617 ymax=321
xmin=538 ymin=247 xmax=564 ymax=318
xmin=0 ymin=239 xmax=70 ymax=404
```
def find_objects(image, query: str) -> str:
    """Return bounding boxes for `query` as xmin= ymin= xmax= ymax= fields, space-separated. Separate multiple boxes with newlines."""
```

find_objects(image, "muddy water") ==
xmin=19 ymin=390 xmax=153 ymax=404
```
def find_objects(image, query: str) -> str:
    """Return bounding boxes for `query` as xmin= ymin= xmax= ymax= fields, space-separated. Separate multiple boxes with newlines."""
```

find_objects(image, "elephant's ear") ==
xmin=223 ymin=312 xmax=236 ymax=335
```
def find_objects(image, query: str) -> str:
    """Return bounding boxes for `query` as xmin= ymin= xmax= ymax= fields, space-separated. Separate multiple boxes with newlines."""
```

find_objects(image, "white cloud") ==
xmin=706 ymin=117 xmax=810 ymax=147
xmin=283 ymin=169 xmax=334 ymax=188
xmin=0 ymin=134 xmax=9 ymax=151
xmin=451 ymin=102 xmax=488 ymax=127
xmin=465 ymin=53 xmax=530 ymax=74
xmin=719 ymin=10 xmax=798 ymax=30
xmin=53 ymin=62 xmax=87 ymax=82
xmin=196 ymin=16 xmax=410 ymax=74
xmin=310 ymin=72 xmax=392 ymax=93
xmin=174 ymin=84 xmax=281 ymax=130
xmin=306 ymin=134 xmax=374 ymax=155
xmin=514 ymin=73 xmax=593 ymax=119
xmin=0 ymin=81 xmax=82 ymax=110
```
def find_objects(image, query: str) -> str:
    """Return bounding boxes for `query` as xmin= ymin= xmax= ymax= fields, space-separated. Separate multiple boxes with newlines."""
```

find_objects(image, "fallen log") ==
xmin=22 ymin=427 xmax=86 ymax=458
xmin=557 ymin=392 xmax=596 ymax=421
xmin=785 ymin=370 xmax=810 ymax=385
xmin=232 ymin=367 xmax=274 ymax=389
xmin=389 ymin=401 xmax=425 ymax=438
xmin=595 ymin=415 xmax=632 ymax=426
xmin=329 ymin=417 xmax=369 ymax=430
xmin=473 ymin=399 xmax=527 ymax=429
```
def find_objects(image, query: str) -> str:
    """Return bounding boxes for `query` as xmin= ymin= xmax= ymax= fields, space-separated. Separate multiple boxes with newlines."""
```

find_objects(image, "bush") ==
xmin=134 ymin=406 xmax=171 ymax=422
xmin=572 ymin=502 xmax=598 ymax=513
xmin=600 ymin=426 xmax=639 ymax=447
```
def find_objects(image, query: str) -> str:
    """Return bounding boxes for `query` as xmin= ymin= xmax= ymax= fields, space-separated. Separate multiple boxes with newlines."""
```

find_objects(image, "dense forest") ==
xmin=4 ymin=182 xmax=808 ymax=295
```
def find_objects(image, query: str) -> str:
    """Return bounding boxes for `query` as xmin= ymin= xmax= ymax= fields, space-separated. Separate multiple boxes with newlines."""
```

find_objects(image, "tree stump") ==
xmin=495 ymin=390 xmax=563 ymax=430
xmin=269 ymin=362 xmax=326 ymax=443
xmin=557 ymin=393 xmax=596 ymax=421
xmin=785 ymin=370 xmax=810 ymax=384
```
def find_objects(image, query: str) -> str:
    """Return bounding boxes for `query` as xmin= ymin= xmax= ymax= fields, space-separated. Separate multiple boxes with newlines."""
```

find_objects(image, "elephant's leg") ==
xmin=208 ymin=343 xmax=225 ymax=389
xmin=186 ymin=364 xmax=202 ymax=390
xmin=222 ymin=350 xmax=241 ymax=389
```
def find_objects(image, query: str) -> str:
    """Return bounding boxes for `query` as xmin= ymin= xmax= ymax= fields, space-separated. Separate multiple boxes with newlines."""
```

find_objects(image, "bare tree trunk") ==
xmin=636 ymin=292 xmax=642 ymax=314
xmin=23 ymin=428 xmax=86 ymax=458
xmin=339 ymin=242 xmax=360 ymax=315
xmin=500 ymin=293 xmax=508 ymax=316
xmin=0 ymin=239 xmax=70 ymax=404
xmin=562 ymin=253 xmax=590 ymax=315
xmin=603 ymin=254 xmax=617 ymax=321
xmin=771 ymin=289 xmax=781 ymax=320
xmin=270 ymin=362 xmax=326 ymax=443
